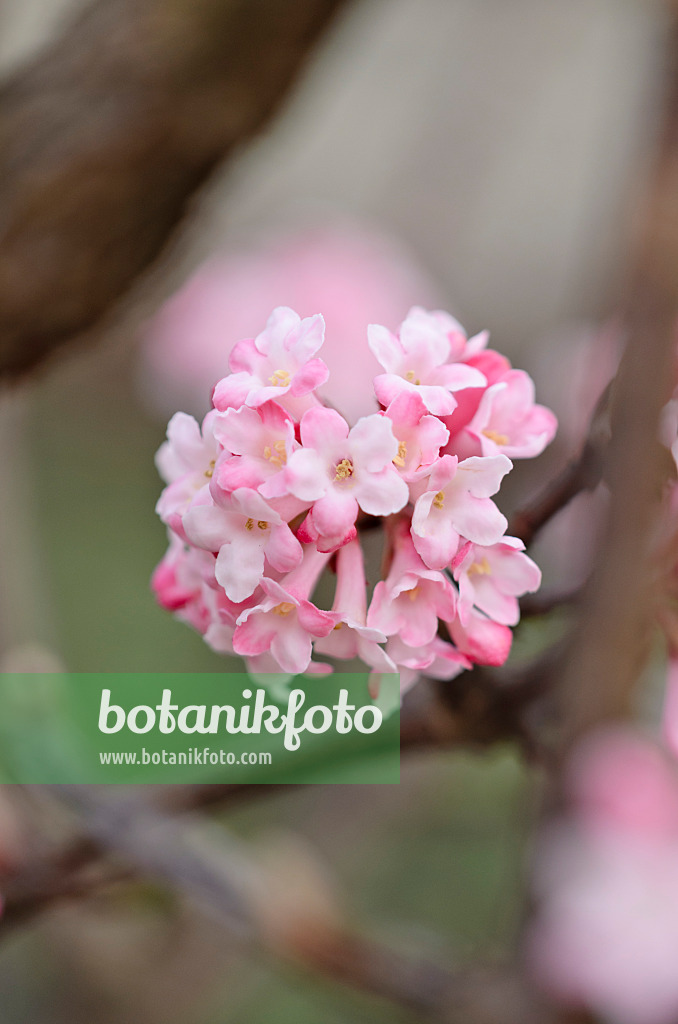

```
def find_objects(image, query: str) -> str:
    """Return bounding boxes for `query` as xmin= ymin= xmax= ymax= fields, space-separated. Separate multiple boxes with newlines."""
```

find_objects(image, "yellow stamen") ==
xmin=334 ymin=458 xmax=354 ymax=481
xmin=204 ymin=459 xmax=215 ymax=479
xmin=245 ymin=518 xmax=255 ymax=531
xmin=433 ymin=491 xmax=445 ymax=510
xmin=468 ymin=557 xmax=492 ymax=577
xmin=482 ymin=429 xmax=509 ymax=446
xmin=333 ymin=622 xmax=343 ymax=630
xmin=257 ymin=520 xmax=269 ymax=530
xmin=273 ymin=602 xmax=295 ymax=616
xmin=269 ymin=369 xmax=291 ymax=388
xmin=393 ymin=441 xmax=407 ymax=468
xmin=405 ymin=370 xmax=421 ymax=385
xmin=406 ymin=586 xmax=420 ymax=601
xmin=263 ymin=440 xmax=287 ymax=466
xmin=271 ymin=439 xmax=287 ymax=466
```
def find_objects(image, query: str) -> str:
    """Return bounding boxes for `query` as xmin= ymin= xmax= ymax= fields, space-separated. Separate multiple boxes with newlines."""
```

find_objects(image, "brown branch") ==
xmin=0 ymin=645 xmax=563 ymax=932
xmin=0 ymin=0 xmax=348 ymax=378
xmin=509 ymin=382 xmax=612 ymax=548
xmin=1 ymin=785 xmax=559 ymax=1024
xmin=401 ymin=642 xmax=567 ymax=764
xmin=4 ymin=647 xmax=568 ymax=937
xmin=518 ymin=586 xmax=582 ymax=618
xmin=555 ymin=17 xmax=678 ymax=749
xmin=0 ymin=781 xmax=283 ymax=930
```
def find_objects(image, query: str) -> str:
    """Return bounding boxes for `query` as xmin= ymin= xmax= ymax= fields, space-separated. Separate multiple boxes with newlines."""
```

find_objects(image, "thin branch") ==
xmin=0 ymin=781 xmax=282 ymax=930
xmin=509 ymin=382 xmax=612 ymax=548
xmin=0 ymin=644 xmax=564 ymax=932
xmin=2 ymin=785 xmax=560 ymax=1024
xmin=0 ymin=0 xmax=348 ymax=378
xmin=518 ymin=586 xmax=582 ymax=618
xmin=556 ymin=16 xmax=678 ymax=750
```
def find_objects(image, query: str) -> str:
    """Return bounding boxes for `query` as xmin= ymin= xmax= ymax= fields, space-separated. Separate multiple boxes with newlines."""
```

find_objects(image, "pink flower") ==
xmin=155 ymin=411 xmax=222 ymax=533
xmin=411 ymin=454 xmax=511 ymax=570
xmin=452 ymin=536 xmax=541 ymax=627
xmin=382 ymin=390 xmax=449 ymax=482
xmin=369 ymin=307 xmax=487 ymax=416
xmin=210 ymin=400 xmax=297 ymax=494
xmin=203 ymin=586 xmax=263 ymax=660
xmin=529 ymin=731 xmax=678 ymax=1024
xmin=151 ymin=298 xmax=554 ymax=687
xmin=233 ymin=547 xmax=335 ymax=674
xmin=464 ymin=369 xmax=557 ymax=459
xmin=151 ymin=533 xmax=215 ymax=634
xmin=378 ymin=634 xmax=471 ymax=695
xmin=183 ymin=487 xmax=302 ymax=603
xmin=446 ymin=607 xmax=513 ymax=666
xmin=367 ymin=521 xmax=457 ymax=646
xmin=570 ymin=730 xmax=678 ymax=839
xmin=277 ymin=407 xmax=408 ymax=553
xmin=152 ymin=535 xmax=204 ymax=613
xmin=532 ymin=829 xmax=678 ymax=1024
xmin=441 ymin=348 xmax=513 ymax=456
xmin=212 ymin=307 xmax=328 ymax=413
xmin=314 ymin=539 xmax=395 ymax=672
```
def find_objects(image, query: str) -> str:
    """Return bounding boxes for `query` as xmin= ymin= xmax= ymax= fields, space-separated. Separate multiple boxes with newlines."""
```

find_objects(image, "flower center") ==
xmin=204 ymin=459 xmax=215 ymax=479
xmin=406 ymin=586 xmax=420 ymax=601
xmin=393 ymin=441 xmax=407 ymax=468
xmin=468 ymin=557 xmax=492 ymax=577
xmin=263 ymin=439 xmax=287 ymax=466
xmin=405 ymin=370 xmax=422 ymax=386
xmin=273 ymin=602 xmax=295 ymax=616
xmin=482 ymin=429 xmax=509 ymax=446
xmin=245 ymin=517 xmax=269 ymax=531
xmin=268 ymin=369 xmax=291 ymax=388
xmin=334 ymin=458 xmax=354 ymax=482
xmin=433 ymin=491 xmax=445 ymax=510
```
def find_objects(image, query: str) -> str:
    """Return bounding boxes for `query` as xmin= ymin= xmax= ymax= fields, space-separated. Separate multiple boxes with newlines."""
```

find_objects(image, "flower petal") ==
xmin=215 ymin=537 xmax=265 ymax=603
xmin=449 ymin=494 xmax=507 ymax=546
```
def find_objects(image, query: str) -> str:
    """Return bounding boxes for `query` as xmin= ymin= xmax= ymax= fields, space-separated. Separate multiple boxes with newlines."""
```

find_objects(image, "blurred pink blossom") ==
xmin=529 ymin=729 xmax=678 ymax=1024
xmin=140 ymin=222 xmax=441 ymax=424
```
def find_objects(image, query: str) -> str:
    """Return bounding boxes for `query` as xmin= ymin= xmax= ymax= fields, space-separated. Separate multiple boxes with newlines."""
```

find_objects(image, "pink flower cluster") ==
xmin=153 ymin=305 xmax=555 ymax=690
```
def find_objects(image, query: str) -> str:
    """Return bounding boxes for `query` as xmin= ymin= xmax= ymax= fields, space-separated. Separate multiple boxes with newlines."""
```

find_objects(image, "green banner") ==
xmin=0 ymin=673 xmax=400 ymax=784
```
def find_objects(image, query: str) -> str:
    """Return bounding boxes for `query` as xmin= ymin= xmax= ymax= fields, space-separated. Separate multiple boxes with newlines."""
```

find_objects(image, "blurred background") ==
xmin=0 ymin=0 xmax=670 ymax=1020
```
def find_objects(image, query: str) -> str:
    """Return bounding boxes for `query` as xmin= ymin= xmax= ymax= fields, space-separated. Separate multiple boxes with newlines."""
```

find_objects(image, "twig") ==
xmin=556 ymin=16 xmax=678 ymax=749
xmin=509 ymin=382 xmax=612 ymax=548
xmin=0 ymin=781 xmax=281 ymax=929
xmin=402 ymin=641 xmax=568 ymax=765
xmin=519 ymin=586 xmax=582 ymax=618
xmin=0 ymin=642 xmax=565 ymax=932
xmin=0 ymin=0 xmax=348 ymax=378
xmin=2 ymin=785 xmax=560 ymax=1024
